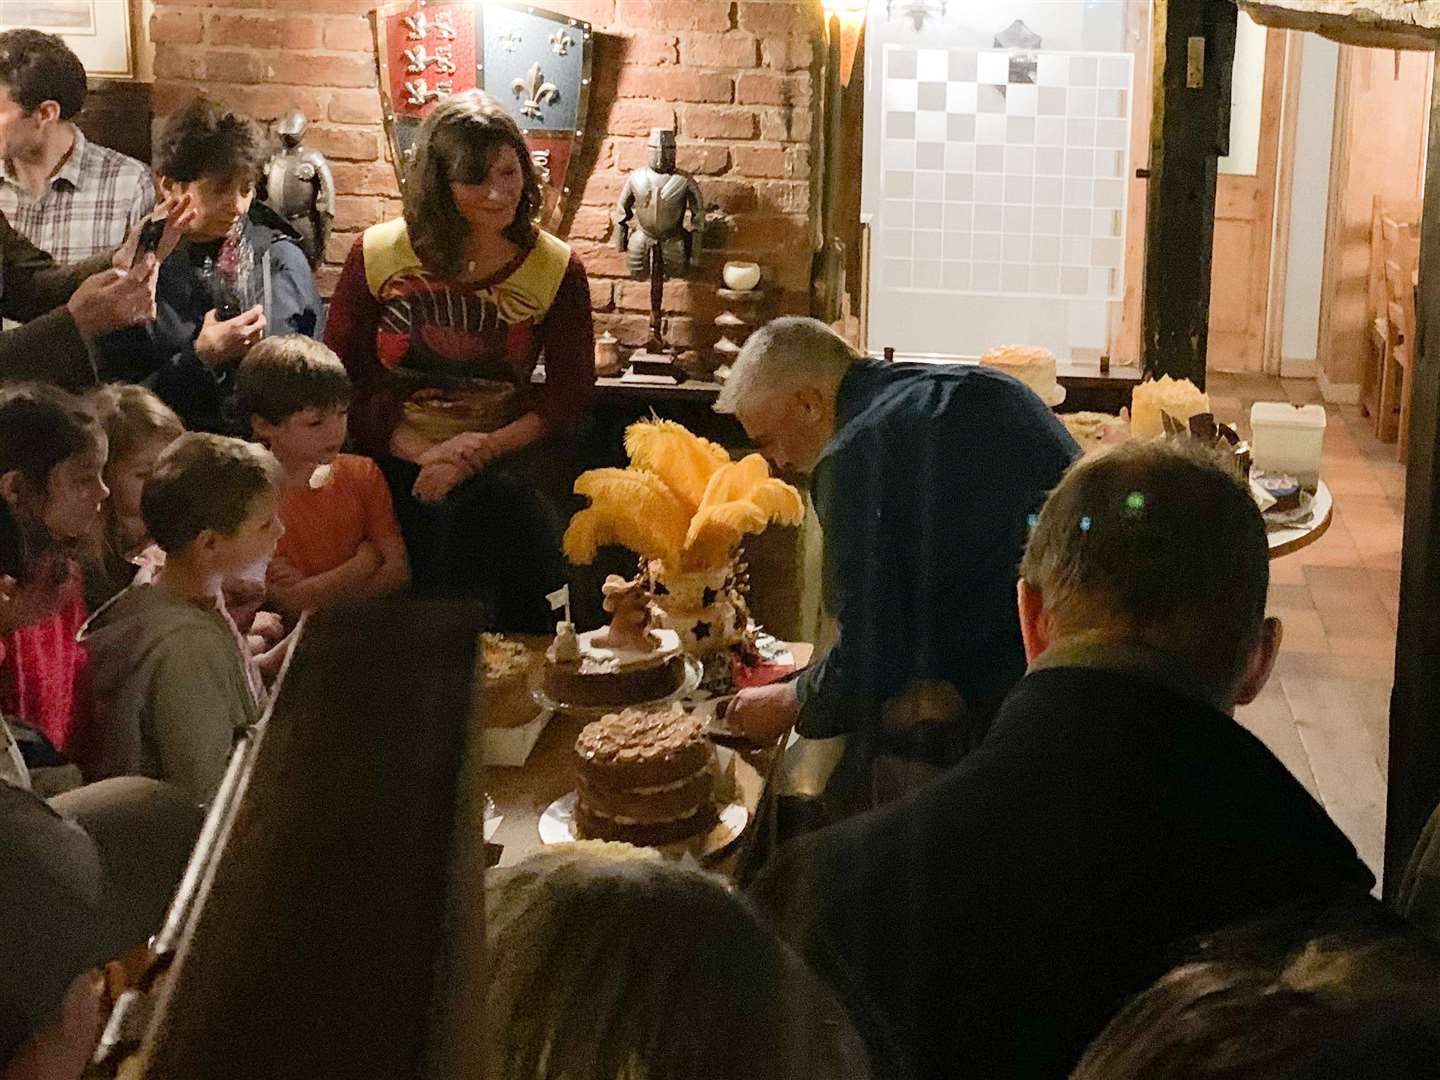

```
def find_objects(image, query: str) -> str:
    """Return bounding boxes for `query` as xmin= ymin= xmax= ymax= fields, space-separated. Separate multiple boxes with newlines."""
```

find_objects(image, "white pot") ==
xmin=722 ymin=261 xmax=762 ymax=291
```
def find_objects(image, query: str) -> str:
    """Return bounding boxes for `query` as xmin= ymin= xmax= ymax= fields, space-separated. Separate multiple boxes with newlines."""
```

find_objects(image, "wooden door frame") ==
xmin=1263 ymin=30 xmax=1307 ymax=374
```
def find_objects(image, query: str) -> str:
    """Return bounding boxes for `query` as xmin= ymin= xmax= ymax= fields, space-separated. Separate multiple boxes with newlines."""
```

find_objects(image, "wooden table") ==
xmin=485 ymin=641 xmax=812 ymax=878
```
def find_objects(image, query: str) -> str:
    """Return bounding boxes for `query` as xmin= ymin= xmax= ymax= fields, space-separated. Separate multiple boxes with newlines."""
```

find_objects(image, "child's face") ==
xmin=210 ymin=488 xmax=284 ymax=577
xmin=106 ymin=434 xmax=176 ymax=537
xmin=42 ymin=437 xmax=109 ymax=542
xmin=254 ymin=407 xmax=348 ymax=476
xmin=163 ymin=171 xmax=255 ymax=241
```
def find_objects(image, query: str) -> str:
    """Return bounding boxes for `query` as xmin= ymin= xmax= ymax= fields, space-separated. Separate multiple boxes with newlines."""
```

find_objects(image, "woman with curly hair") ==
xmin=96 ymin=96 xmax=324 ymax=435
xmin=324 ymin=90 xmax=595 ymax=630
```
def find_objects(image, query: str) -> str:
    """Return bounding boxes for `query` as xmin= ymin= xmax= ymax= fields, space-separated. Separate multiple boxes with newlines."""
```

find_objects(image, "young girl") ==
xmin=0 ymin=385 xmax=109 ymax=764
xmin=85 ymin=384 xmax=185 ymax=609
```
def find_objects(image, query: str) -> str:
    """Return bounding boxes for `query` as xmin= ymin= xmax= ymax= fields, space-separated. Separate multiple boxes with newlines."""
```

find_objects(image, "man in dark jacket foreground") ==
xmin=750 ymin=441 xmax=1374 ymax=1080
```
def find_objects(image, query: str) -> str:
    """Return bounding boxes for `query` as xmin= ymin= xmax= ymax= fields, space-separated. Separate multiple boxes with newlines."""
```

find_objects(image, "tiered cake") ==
xmin=543 ymin=627 xmax=687 ymax=708
xmin=573 ymin=704 xmax=719 ymax=845
xmin=646 ymin=560 xmax=746 ymax=655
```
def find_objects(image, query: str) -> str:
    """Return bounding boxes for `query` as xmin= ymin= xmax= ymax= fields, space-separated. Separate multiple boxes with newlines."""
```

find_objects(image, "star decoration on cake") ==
xmin=693 ymin=621 xmax=712 ymax=641
xmin=702 ymin=586 xmax=717 ymax=607
xmin=653 ymin=580 xmax=669 ymax=596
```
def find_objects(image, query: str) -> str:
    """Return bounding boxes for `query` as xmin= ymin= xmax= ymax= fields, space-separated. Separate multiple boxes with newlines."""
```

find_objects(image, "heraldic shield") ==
xmin=369 ymin=0 xmax=592 ymax=227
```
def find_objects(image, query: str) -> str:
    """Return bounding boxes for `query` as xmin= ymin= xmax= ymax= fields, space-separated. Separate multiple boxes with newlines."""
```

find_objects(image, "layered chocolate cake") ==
xmin=543 ymin=627 xmax=687 ymax=708
xmin=573 ymin=705 xmax=719 ymax=845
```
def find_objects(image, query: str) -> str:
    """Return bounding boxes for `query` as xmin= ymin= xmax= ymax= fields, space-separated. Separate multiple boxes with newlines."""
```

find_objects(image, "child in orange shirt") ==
xmin=237 ymin=335 xmax=409 ymax=614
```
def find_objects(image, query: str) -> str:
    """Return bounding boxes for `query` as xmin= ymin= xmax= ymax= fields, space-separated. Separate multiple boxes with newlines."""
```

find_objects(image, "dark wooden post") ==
xmin=1384 ymin=63 xmax=1440 ymax=897
xmin=1141 ymin=0 xmax=1238 ymax=389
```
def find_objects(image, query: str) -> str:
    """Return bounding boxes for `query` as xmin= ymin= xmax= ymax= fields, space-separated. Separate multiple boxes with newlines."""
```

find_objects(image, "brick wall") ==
xmin=150 ymin=0 xmax=823 ymax=369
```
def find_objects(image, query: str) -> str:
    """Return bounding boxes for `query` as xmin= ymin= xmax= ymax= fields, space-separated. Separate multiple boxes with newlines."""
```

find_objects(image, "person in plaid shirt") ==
xmin=0 ymin=30 xmax=153 ymax=264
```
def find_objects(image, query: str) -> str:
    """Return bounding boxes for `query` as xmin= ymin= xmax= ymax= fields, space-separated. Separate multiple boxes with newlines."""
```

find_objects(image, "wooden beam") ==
xmin=1143 ymin=0 xmax=1239 ymax=388
xmin=1385 ymin=61 xmax=1440 ymax=897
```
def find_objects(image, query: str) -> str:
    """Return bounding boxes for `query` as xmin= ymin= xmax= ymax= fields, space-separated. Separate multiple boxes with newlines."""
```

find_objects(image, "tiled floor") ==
xmin=1209 ymin=372 xmax=1402 ymax=884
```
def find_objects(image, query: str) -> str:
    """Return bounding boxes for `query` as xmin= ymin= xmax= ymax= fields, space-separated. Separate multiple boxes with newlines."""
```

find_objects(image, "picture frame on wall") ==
xmin=0 ymin=0 xmax=133 ymax=78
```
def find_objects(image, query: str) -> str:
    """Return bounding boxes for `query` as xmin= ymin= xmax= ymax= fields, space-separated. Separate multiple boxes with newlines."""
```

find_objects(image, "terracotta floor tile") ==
xmin=1269 ymin=557 xmax=1309 ymax=586
xmin=1276 ymin=608 xmax=1329 ymax=653
xmin=1317 ymin=601 xmax=1393 ymax=641
xmin=1267 ymin=583 xmax=1315 ymax=611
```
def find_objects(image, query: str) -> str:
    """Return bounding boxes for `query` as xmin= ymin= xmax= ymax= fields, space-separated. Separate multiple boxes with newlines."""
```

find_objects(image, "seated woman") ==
xmin=97 ymin=96 xmax=324 ymax=435
xmin=324 ymin=90 xmax=595 ymax=631
xmin=483 ymin=844 xmax=880 ymax=1080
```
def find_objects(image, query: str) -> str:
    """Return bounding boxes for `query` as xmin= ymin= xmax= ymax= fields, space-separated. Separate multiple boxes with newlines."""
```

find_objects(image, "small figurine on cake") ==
xmin=561 ymin=419 xmax=804 ymax=666
xmin=593 ymin=575 xmax=661 ymax=652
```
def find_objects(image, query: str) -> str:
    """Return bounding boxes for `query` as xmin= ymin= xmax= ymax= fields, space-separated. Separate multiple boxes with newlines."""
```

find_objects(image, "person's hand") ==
xmin=351 ymin=540 xmax=382 ymax=575
xmin=412 ymin=460 xmax=467 ymax=504
xmin=265 ymin=556 xmax=304 ymax=593
xmin=195 ymin=306 xmax=266 ymax=367
xmin=3 ymin=967 xmax=108 ymax=1080
xmin=112 ymin=191 xmax=198 ymax=273
xmin=727 ymin=681 xmax=800 ymax=745
xmin=65 ymin=267 xmax=156 ymax=338
xmin=418 ymin=431 xmax=499 ymax=472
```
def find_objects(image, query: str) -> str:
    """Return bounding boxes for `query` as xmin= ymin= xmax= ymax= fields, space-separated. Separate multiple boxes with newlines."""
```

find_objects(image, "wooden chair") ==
xmin=1379 ymin=217 xmax=1420 ymax=447
xmin=1367 ymin=197 xmax=1423 ymax=437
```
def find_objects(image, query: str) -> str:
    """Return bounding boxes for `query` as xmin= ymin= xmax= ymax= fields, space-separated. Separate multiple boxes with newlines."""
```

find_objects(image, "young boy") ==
xmin=237 ymin=335 xmax=409 ymax=614
xmin=81 ymin=433 xmax=285 ymax=803
xmin=96 ymin=96 xmax=324 ymax=435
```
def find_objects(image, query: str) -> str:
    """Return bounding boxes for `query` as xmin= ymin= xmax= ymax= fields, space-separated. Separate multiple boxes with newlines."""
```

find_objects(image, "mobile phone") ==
xmin=130 ymin=216 xmax=166 ymax=269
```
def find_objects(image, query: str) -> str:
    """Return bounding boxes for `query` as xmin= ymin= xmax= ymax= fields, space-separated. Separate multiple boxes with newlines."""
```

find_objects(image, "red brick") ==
xmin=325 ymin=229 xmax=359 ymax=264
xmin=328 ymin=89 xmax=383 ymax=125
xmin=594 ymin=311 xmax=653 ymax=345
xmin=661 ymin=316 xmax=711 ymax=349
xmin=723 ymin=213 xmax=811 ymax=252
xmin=154 ymin=49 xmax=206 ymax=81
xmin=314 ymin=264 xmax=342 ymax=296
xmin=736 ymin=2 xmax=817 ymax=36
xmin=735 ymin=71 xmax=811 ymax=107
xmin=538 ymin=0 xmax=616 ymax=26
xmin=208 ymin=13 xmax=320 ymax=49
xmin=677 ymin=144 xmax=730 ymax=174
xmin=699 ymin=178 xmax=758 ymax=214
xmin=678 ymin=104 xmax=757 ymax=140
xmin=333 ymin=195 xmax=385 ymax=231
xmin=322 ymin=15 xmax=374 ymax=52
xmin=760 ymin=34 xmax=814 ymax=71
xmin=758 ymin=106 xmax=813 ymax=142
xmin=605 ymin=99 xmax=677 ymax=137
xmin=152 ymin=80 xmax=201 ymax=118
xmin=151 ymin=10 xmax=204 ymax=45
xmin=616 ymin=67 xmax=733 ymax=103
xmin=617 ymin=279 xmax=714 ymax=313
xmin=306 ymin=124 xmax=381 ymax=161
xmin=732 ymin=145 xmax=785 ymax=178
xmin=679 ymin=32 xmax=759 ymax=68
xmin=580 ymin=171 xmax=627 ymax=207
xmin=302 ymin=53 xmax=375 ymax=89
xmin=570 ymin=205 xmax=613 ymax=242
xmin=261 ymin=0 xmax=369 ymax=13
xmin=614 ymin=0 xmax=731 ymax=32
xmin=621 ymin=31 xmax=679 ymax=66
xmin=751 ymin=179 xmax=809 ymax=214
xmin=217 ymin=84 xmax=329 ymax=122
xmin=332 ymin=161 xmax=402 ymax=196
xmin=785 ymin=144 xmax=811 ymax=179
xmin=204 ymin=50 xmax=270 ymax=84
xmin=588 ymin=278 xmax=614 ymax=311
xmin=568 ymin=240 xmax=632 ymax=277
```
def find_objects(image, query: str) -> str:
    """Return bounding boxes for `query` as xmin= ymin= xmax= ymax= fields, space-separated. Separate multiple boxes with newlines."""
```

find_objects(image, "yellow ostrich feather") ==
xmin=563 ymin=469 xmax=688 ymax=565
xmin=743 ymin=477 xmax=805 ymax=526
xmin=681 ymin=500 xmax=769 ymax=570
xmin=695 ymin=453 xmax=770 ymax=514
xmin=623 ymin=418 xmax=730 ymax=512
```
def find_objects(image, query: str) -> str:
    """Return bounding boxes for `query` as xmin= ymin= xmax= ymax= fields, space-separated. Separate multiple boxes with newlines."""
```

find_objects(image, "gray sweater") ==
xmin=82 ymin=583 xmax=260 ymax=803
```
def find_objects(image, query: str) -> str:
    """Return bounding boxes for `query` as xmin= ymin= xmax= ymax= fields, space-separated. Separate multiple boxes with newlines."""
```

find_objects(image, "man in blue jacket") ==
xmin=720 ymin=317 xmax=1077 ymax=794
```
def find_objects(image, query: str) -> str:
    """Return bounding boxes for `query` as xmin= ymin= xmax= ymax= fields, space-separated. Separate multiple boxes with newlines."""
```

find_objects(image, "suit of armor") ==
xmin=261 ymin=110 xmax=336 ymax=271
xmin=611 ymin=129 xmax=703 ymax=354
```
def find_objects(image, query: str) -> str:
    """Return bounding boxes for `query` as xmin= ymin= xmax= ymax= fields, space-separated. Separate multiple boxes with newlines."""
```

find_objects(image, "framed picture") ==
xmin=0 ymin=0 xmax=133 ymax=78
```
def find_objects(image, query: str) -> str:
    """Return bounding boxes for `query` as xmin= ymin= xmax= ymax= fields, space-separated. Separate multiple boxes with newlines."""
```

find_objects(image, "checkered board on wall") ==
xmin=878 ymin=45 xmax=1134 ymax=301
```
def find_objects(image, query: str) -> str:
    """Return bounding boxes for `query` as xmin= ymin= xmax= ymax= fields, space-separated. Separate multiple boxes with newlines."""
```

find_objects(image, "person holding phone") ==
xmin=95 ymin=97 xmax=323 ymax=435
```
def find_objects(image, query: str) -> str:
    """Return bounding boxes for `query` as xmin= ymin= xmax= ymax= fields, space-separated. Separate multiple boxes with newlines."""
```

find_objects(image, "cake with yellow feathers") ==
xmin=562 ymin=420 xmax=805 ymax=657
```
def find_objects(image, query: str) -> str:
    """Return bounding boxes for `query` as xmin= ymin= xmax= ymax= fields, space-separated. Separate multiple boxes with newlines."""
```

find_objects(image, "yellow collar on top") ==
xmin=360 ymin=217 xmax=572 ymax=323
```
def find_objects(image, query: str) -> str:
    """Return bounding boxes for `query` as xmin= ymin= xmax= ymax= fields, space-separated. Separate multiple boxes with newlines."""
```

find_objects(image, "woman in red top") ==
xmin=325 ymin=91 xmax=595 ymax=630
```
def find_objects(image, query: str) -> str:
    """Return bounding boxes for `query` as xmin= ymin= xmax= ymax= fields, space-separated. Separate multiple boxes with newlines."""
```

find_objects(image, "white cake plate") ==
xmin=530 ymin=655 xmax=703 ymax=720
xmin=538 ymin=745 xmax=755 ymax=862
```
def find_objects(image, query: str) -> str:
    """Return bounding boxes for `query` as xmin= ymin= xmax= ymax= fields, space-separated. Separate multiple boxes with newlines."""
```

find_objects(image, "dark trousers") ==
xmin=378 ymin=443 xmax=572 ymax=633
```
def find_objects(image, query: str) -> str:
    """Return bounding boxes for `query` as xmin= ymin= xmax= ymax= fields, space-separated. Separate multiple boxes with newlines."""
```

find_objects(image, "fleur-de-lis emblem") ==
xmin=530 ymin=148 xmax=552 ymax=183
xmin=433 ymin=9 xmax=456 ymax=39
xmin=499 ymin=29 xmax=522 ymax=52
xmin=511 ymin=62 xmax=559 ymax=120
xmin=549 ymin=29 xmax=573 ymax=56
xmin=401 ymin=12 xmax=427 ymax=40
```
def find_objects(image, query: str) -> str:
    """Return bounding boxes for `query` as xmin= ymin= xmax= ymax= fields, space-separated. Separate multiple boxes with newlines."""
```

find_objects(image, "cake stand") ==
xmin=530 ymin=655 xmax=704 ymax=721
